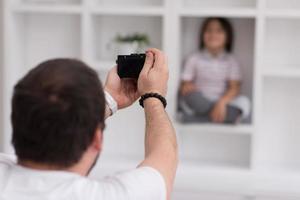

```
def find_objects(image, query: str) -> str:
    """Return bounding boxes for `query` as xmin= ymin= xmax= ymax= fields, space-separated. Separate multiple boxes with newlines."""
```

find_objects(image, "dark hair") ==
xmin=199 ymin=17 xmax=234 ymax=52
xmin=12 ymin=59 xmax=105 ymax=167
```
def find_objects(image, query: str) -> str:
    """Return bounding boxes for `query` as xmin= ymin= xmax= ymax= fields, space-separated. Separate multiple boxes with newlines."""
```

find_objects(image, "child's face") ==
xmin=203 ymin=20 xmax=227 ymax=52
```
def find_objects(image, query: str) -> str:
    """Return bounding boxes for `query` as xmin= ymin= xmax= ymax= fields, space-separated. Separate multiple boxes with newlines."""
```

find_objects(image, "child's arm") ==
xmin=180 ymin=55 xmax=199 ymax=96
xmin=180 ymin=81 xmax=196 ymax=96
xmin=210 ymin=80 xmax=241 ymax=123
xmin=219 ymin=80 xmax=241 ymax=104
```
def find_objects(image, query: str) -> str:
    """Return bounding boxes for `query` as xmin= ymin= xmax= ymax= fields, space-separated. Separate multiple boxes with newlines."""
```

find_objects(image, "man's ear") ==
xmin=92 ymin=128 xmax=103 ymax=152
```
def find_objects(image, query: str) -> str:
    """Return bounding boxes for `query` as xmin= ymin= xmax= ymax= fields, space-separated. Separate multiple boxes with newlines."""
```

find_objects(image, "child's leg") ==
xmin=224 ymin=95 xmax=251 ymax=124
xmin=180 ymin=114 xmax=211 ymax=123
xmin=224 ymin=105 xmax=242 ymax=124
xmin=228 ymin=95 xmax=251 ymax=120
xmin=182 ymin=92 xmax=214 ymax=115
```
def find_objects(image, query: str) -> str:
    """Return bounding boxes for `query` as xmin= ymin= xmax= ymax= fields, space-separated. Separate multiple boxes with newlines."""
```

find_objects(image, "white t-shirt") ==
xmin=0 ymin=153 xmax=166 ymax=200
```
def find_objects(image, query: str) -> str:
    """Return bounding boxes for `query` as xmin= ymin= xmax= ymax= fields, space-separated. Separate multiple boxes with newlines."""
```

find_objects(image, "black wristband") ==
xmin=139 ymin=92 xmax=167 ymax=108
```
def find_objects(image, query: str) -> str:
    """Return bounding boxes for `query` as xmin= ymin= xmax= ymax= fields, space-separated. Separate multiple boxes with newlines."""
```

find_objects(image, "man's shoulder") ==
xmin=0 ymin=153 xmax=17 ymax=166
xmin=0 ymin=153 xmax=17 ymax=194
xmin=88 ymin=167 xmax=166 ymax=200
xmin=0 ymin=155 xmax=166 ymax=200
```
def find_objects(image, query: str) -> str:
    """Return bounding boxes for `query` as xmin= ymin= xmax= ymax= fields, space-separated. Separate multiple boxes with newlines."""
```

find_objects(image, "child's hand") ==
xmin=180 ymin=81 xmax=196 ymax=96
xmin=210 ymin=100 xmax=227 ymax=123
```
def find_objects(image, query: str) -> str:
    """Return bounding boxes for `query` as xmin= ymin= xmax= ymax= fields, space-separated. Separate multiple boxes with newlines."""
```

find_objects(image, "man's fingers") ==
xmin=109 ymin=65 xmax=117 ymax=74
xmin=147 ymin=48 xmax=166 ymax=71
xmin=148 ymin=48 xmax=168 ymax=73
xmin=108 ymin=65 xmax=120 ymax=80
xmin=123 ymin=79 xmax=134 ymax=90
xmin=122 ymin=79 xmax=139 ymax=96
xmin=141 ymin=51 xmax=154 ymax=75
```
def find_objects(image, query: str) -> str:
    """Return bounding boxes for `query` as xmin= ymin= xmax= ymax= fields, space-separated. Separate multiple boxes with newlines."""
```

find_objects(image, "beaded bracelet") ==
xmin=139 ymin=92 xmax=167 ymax=108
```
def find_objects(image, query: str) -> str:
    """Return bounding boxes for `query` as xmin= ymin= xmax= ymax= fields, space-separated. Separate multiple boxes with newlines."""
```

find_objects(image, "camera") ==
xmin=116 ymin=53 xmax=146 ymax=79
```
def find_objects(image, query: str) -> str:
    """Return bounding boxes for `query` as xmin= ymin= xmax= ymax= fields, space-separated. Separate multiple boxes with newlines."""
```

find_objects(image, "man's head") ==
xmin=11 ymin=59 xmax=105 ymax=172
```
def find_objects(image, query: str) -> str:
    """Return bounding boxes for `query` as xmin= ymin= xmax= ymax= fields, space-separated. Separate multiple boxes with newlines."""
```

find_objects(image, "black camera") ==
xmin=116 ymin=53 xmax=146 ymax=79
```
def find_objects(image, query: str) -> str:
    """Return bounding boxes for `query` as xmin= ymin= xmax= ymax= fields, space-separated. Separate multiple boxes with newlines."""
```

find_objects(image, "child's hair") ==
xmin=199 ymin=17 xmax=234 ymax=52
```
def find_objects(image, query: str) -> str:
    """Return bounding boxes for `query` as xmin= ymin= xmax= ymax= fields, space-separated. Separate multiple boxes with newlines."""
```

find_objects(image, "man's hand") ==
xmin=104 ymin=67 xmax=140 ymax=109
xmin=138 ymin=49 xmax=169 ymax=97
xmin=210 ymin=100 xmax=227 ymax=123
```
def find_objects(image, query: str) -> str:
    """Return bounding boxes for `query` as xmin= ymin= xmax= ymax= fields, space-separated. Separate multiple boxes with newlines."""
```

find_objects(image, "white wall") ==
xmin=0 ymin=0 xmax=3 ymax=152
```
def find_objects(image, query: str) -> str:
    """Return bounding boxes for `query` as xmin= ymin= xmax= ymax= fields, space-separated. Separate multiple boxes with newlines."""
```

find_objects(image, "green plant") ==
xmin=115 ymin=33 xmax=150 ymax=46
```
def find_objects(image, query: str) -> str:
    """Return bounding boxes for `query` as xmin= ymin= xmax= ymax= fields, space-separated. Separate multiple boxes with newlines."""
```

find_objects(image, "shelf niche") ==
xmin=179 ymin=17 xmax=255 ymax=124
xmin=91 ymin=15 xmax=163 ymax=62
xmin=264 ymin=18 xmax=300 ymax=71
xmin=179 ymin=131 xmax=252 ymax=169
xmin=13 ymin=13 xmax=81 ymax=72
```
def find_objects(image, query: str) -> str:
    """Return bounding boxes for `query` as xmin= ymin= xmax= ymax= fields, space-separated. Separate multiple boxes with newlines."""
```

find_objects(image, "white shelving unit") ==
xmin=2 ymin=0 xmax=300 ymax=199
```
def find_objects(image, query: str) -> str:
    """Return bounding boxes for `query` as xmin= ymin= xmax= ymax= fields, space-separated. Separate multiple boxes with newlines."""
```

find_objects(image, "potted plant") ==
xmin=115 ymin=33 xmax=150 ymax=55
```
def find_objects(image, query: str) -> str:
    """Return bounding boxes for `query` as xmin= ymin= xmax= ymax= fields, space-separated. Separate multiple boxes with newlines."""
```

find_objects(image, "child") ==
xmin=179 ymin=17 xmax=250 ymax=124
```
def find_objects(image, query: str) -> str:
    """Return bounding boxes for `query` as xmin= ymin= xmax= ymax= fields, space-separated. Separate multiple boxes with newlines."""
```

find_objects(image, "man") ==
xmin=0 ymin=49 xmax=178 ymax=200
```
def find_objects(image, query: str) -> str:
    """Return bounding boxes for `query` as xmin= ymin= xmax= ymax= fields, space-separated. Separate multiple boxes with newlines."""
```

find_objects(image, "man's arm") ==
xmin=103 ymin=48 xmax=178 ymax=199
xmin=138 ymin=49 xmax=178 ymax=200
xmin=140 ymin=99 xmax=177 ymax=199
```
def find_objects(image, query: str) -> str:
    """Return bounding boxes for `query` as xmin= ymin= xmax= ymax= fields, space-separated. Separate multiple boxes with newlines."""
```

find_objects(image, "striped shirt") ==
xmin=181 ymin=50 xmax=241 ymax=101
